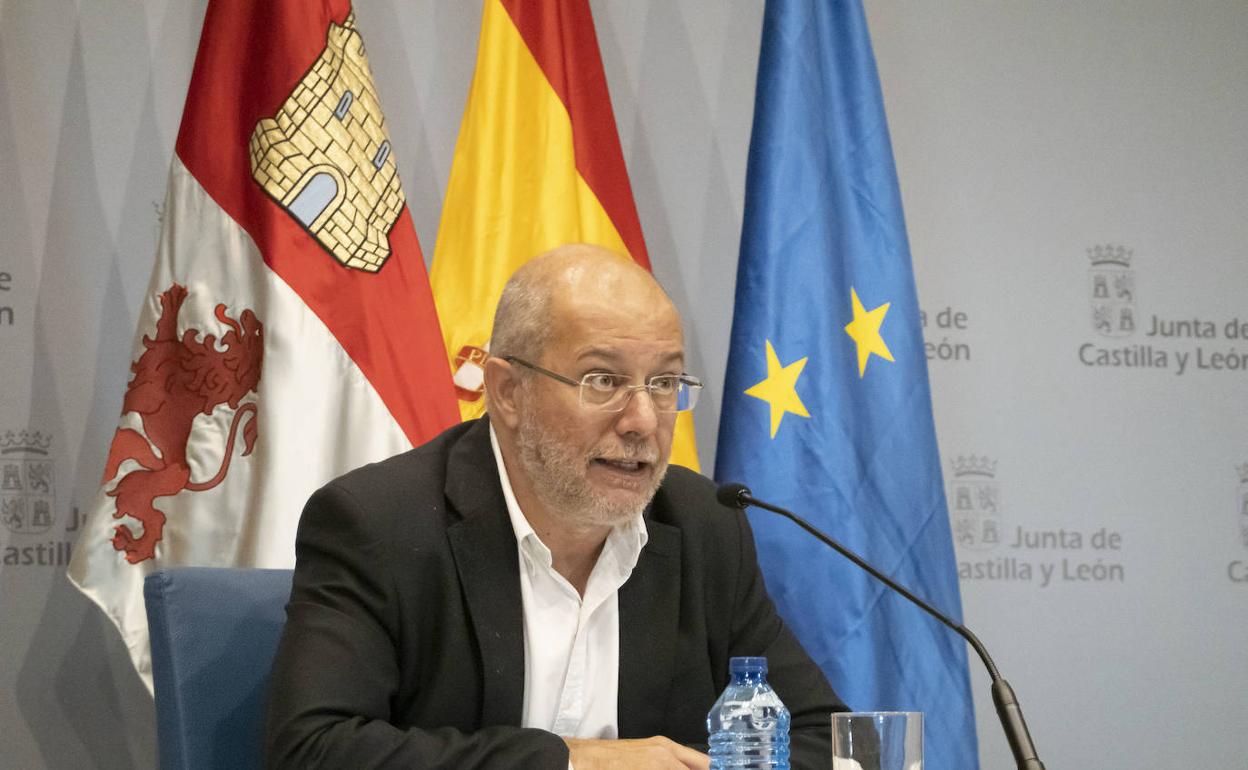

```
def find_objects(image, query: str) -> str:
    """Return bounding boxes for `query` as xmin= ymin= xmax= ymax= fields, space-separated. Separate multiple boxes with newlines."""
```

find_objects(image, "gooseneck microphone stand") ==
xmin=717 ymin=483 xmax=1045 ymax=770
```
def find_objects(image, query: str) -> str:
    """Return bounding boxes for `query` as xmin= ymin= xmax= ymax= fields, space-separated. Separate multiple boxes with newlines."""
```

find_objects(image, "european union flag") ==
xmin=715 ymin=1 xmax=979 ymax=768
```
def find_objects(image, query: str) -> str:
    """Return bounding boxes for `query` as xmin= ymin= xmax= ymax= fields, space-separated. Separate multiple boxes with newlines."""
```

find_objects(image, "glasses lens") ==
xmin=580 ymin=374 xmax=625 ymax=408
xmin=647 ymin=376 xmax=677 ymax=412
xmin=651 ymin=378 xmax=700 ymax=413
xmin=675 ymin=380 xmax=700 ymax=412
xmin=579 ymin=374 xmax=702 ymax=412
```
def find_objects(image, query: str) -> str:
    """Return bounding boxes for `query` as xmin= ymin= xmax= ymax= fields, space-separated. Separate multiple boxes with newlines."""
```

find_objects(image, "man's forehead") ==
xmin=561 ymin=288 xmax=674 ymax=319
xmin=549 ymin=267 xmax=680 ymax=324
xmin=546 ymin=297 xmax=685 ymax=369
xmin=572 ymin=342 xmax=684 ymax=365
xmin=555 ymin=267 xmax=667 ymax=309
xmin=558 ymin=288 xmax=681 ymax=333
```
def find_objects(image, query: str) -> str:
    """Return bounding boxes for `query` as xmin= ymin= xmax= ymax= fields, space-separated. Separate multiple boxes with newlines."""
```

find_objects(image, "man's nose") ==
xmin=613 ymin=386 xmax=659 ymax=437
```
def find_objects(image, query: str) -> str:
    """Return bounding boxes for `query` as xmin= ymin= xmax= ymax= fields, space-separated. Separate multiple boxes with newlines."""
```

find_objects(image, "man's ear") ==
xmin=483 ymin=356 xmax=522 ymax=430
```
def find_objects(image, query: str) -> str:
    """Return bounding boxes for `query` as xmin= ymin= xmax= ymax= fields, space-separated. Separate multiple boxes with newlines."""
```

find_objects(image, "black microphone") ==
xmin=717 ymin=482 xmax=1045 ymax=770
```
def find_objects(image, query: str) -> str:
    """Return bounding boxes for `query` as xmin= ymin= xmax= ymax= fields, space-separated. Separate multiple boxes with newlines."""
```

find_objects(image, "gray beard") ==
xmin=514 ymin=408 xmax=666 ymax=529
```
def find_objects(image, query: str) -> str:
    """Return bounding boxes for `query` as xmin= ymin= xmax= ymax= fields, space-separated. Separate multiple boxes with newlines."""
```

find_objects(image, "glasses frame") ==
xmin=501 ymin=355 xmax=702 ymax=413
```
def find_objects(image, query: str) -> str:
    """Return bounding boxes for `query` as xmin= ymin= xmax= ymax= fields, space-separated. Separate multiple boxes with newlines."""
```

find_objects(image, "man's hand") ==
xmin=563 ymin=736 xmax=710 ymax=770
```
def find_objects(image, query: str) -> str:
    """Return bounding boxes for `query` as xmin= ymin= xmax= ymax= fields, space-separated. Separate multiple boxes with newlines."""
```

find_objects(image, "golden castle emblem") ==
xmin=249 ymin=13 xmax=404 ymax=272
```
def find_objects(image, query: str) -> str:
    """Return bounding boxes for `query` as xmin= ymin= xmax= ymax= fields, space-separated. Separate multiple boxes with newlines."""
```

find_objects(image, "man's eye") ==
xmin=583 ymin=373 xmax=620 ymax=392
xmin=649 ymin=376 xmax=679 ymax=395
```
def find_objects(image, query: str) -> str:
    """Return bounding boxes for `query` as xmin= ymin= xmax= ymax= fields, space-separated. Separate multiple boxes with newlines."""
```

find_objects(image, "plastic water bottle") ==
xmin=707 ymin=656 xmax=791 ymax=769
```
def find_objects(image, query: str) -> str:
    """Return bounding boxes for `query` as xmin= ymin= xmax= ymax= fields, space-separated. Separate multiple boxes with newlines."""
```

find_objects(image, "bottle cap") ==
xmin=729 ymin=656 xmax=768 ymax=675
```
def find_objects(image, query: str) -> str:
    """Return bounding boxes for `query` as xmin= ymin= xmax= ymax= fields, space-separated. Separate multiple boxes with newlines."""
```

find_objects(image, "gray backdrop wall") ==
xmin=2 ymin=1 xmax=1245 ymax=768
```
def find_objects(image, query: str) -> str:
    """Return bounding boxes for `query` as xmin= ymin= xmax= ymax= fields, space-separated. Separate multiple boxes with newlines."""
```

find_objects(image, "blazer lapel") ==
xmin=444 ymin=417 xmax=526 ymax=727
xmin=616 ymin=517 xmax=682 ymax=739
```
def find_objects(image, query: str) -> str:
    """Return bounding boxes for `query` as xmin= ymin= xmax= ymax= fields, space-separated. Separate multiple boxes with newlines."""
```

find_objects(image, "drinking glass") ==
xmin=831 ymin=711 xmax=922 ymax=770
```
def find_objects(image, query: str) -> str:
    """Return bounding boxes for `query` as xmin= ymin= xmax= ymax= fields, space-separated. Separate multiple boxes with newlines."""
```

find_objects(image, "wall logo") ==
xmin=0 ymin=430 xmax=56 ymax=534
xmin=1088 ymin=244 xmax=1136 ymax=337
xmin=1230 ymin=465 xmax=1248 ymax=584
xmin=948 ymin=455 xmax=1001 ymax=550
xmin=1239 ymin=464 xmax=1248 ymax=548
xmin=1079 ymin=243 xmax=1248 ymax=374
xmin=953 ymin=452 xmax=1127 ymax=587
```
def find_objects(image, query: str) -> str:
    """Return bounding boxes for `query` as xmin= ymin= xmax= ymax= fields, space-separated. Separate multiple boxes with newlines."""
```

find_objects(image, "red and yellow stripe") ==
xmin=431 ymin=0 xmax=699 ymax=469
xmin=176 ymin=0 xmax=460 ymax=447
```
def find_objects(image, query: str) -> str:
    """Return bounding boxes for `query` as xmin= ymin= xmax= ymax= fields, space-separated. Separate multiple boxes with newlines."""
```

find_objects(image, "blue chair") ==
xmin=144 ymin=567 xmax=293 ymax=770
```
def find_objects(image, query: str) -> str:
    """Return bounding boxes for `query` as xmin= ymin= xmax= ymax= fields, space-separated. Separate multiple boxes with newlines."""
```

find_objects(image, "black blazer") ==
xmin=266 ymin=417 xmax=844 ymax=769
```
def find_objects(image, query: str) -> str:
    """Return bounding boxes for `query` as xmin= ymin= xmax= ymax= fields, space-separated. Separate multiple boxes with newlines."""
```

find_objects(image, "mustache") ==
xmin=592 ymin=442 xmax=659 ymax=464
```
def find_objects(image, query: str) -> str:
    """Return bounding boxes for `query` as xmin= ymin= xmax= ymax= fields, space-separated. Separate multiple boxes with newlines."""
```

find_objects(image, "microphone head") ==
xmin=715 ymin=482 xmax=752 ymax=509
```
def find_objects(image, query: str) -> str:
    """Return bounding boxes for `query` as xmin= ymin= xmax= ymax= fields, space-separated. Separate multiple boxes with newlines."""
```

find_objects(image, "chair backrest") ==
xmin=144 ymin=567 xmax=293 ymax=770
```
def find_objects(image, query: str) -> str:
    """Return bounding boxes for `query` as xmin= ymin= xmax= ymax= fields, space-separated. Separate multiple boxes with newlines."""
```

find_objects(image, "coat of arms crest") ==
xmin=1088 ymin=244 xmax=1136 ymax=338
xmin=948 ymin=455 xmax=1001 ymax=551
xmin=0 ymin=431 xmax=56 ymax=535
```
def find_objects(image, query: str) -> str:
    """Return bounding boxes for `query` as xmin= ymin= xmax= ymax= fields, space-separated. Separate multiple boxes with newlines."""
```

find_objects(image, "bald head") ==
xmin=490 ymin=243 xmax=680 ymax=363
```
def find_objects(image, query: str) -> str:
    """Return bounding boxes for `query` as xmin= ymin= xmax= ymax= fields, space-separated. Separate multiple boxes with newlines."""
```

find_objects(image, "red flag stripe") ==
xmin=173 ymin=0 xmax=459 ymax=445
xmin=499 ymin=0 xmax=651 ymax=269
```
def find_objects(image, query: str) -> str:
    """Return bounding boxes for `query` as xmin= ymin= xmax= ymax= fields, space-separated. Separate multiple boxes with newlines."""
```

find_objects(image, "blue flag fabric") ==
xmin=714 ymin=1 xmax=979 ymax=768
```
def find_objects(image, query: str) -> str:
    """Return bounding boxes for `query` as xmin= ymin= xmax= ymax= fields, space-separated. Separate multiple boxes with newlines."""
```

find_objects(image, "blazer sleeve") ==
xmin=726 ymin=508 xmax=849 ymax=770
xmin=264 ymin=482 xmax=568 ymax=770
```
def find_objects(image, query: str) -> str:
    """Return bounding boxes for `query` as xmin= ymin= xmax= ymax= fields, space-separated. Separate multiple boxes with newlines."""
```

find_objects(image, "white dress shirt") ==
xmin=489 ymin=425 xmax=648 ymax=748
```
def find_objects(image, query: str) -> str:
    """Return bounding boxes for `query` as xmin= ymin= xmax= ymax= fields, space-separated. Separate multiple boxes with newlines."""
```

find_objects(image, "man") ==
xmin=266 ymin=245 xmax=844 ymax=769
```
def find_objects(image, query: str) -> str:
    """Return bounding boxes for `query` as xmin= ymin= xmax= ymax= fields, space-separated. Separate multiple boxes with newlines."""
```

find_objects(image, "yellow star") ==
xmin=843 ymin=287 xmax=894 ymax=377
xmin=744 ymin=340 xmax=811 ymax=439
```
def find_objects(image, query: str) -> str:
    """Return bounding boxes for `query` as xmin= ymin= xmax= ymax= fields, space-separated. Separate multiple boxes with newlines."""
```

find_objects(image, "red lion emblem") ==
xmin=102 ymin=283 xmax=263 ymax=564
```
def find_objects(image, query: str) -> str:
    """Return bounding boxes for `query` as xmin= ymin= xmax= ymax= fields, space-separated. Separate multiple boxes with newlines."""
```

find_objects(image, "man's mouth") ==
xmin=593 ymin=457 xmax=650 ymax=475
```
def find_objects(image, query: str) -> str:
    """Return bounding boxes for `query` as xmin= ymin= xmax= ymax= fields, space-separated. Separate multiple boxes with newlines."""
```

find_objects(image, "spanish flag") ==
xmin=431 ymin=0 xmax=699 ymax=469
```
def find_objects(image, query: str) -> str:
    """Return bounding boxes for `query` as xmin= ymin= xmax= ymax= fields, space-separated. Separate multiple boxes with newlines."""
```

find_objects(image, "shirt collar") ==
xmin=489 ymin=422 xmax=648 ymax=570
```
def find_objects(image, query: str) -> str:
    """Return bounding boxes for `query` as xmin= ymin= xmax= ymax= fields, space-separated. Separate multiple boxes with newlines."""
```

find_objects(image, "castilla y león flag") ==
xmin=430 ymin=0 xmax=700 ymax=470
xmin=67 ymin=0 xmax=459 ymax=688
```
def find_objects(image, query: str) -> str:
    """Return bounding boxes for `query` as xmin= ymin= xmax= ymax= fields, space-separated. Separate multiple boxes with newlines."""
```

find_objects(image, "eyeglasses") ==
xmin=502 ymin=356 xmax=702 ymax=413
